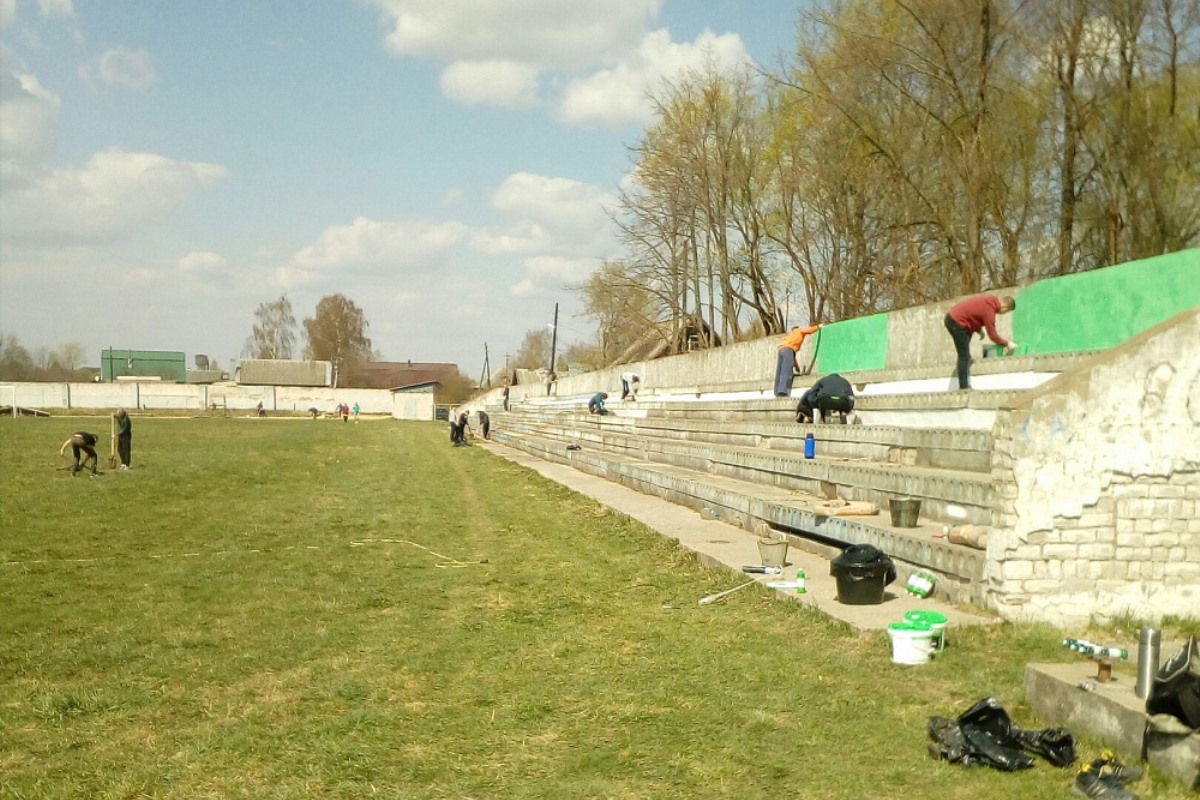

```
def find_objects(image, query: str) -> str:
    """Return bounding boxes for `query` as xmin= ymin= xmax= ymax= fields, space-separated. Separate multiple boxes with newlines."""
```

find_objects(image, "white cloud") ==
xmin=558 ymin=28 xmax=752 ymax=128
xmin=440 ymin=59 xmax=540 ymax=108
xmin=525 ymin=254 xmax=600 ymax=283
xmin=179 ymin=250 xmax=227 ymax=278
xmin=38 ymin=0 xmax=74 ymax=18
xmin=472 ymin=172 xmax=619 ymax=294
xmin=0 ymin=149 xmax=228 ymax=244
xmin=290 ymin=216 xmax=469 ymax=275
xmin=486 ymin=171 xmax=617 ymax=250
xmin=79 ymin=47 xmax=158 ymax=93
xmin=509 ymin=278 xmax=536 ymax=296
xmin=0 ymin=65 xmax=60 ymax=176
xmin=368 ymin=0 xmax=661 ymax=69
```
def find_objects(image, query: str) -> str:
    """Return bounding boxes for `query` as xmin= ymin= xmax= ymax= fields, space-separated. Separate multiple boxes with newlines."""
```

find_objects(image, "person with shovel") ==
xmin=59 ymin=431 xmax=100 ymax=476
xmin=113 ymin=408 xmax=133 ymax=470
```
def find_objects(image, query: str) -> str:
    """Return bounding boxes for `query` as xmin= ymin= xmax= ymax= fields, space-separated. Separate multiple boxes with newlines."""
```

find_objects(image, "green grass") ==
xmin=0 ymin=416 xmax=1193 ymax=799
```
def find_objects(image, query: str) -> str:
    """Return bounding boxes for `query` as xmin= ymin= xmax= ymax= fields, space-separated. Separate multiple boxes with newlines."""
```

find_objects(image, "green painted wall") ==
xmin=1013 ymin=249 xmax=1200 ymax=355
xmin=101 ymin=349 xmax=187 ymax=382
xmin=814 ymin=312 xmax=890 ymax=373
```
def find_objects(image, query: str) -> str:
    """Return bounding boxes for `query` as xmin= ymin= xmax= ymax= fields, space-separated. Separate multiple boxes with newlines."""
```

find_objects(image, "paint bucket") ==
xmin=757 ymin=538 xmax=788 ymax=568
xmin=889 ymin=497 xmax=921 ymax=527
xmin=888 ymin=621 xmax=936 ymax=665
xmin=904 ymin=610 xmax=948 ymax=650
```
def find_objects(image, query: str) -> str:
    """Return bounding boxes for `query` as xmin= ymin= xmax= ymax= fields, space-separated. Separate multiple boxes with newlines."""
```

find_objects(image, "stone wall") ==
xmin=987 ymin=308 xmax=1200 ymax=626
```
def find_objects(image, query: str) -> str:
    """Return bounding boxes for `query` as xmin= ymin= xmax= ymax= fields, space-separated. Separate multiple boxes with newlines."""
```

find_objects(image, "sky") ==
xmin=0 ymin=0 xmax=807 ymax=379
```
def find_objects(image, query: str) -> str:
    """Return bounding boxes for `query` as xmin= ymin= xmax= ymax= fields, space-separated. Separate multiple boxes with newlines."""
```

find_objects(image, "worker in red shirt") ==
xmin=944 ymin=294 xmax=1018 ymax=389
xmin=774 ymin=323 xmax=820 ymax=396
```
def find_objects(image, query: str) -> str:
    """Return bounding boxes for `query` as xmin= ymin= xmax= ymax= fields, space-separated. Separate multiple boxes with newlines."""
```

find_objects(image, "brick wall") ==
xmin=987 ymin=308 xmax=1200 ymax=626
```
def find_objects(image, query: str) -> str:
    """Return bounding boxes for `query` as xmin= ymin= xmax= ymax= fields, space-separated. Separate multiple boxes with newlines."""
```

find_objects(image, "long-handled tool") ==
xmin=799 ymin=326 xmax=823 ymax=376
xmin=699 ymin=579 xmax=757 ymax=605
xmin=108 ymin=414 xmax=117 ymax=469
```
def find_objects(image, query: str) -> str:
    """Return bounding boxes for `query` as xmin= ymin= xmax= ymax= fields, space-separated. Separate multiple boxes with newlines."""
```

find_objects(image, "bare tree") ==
xmin=243 ymin=295 xmax=297 ymax=359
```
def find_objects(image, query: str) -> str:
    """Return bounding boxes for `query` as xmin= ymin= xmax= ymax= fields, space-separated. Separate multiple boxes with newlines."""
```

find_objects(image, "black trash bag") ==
xmin=1146 ymin=634 xmax=1200 ymax=730
xmin=927 ymin=716 xmax=980 ymax=767
xmin=1011 ymin=725 xmax=1077 ymax=767
xmin=956 ymin=697 xmax=1036 ymax=772
xmin=928 ymin=698 xmax=1073 ymax=771
xmin=829 ymin=543 xmax=896 ymax=586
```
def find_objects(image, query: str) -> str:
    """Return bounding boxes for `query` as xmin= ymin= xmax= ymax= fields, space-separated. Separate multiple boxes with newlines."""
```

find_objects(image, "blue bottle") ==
xmin=804 ymin=433 xmax=815 ymax=459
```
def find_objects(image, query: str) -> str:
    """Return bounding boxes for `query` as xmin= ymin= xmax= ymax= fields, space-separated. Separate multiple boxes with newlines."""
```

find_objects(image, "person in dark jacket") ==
xmin=588 ymin=392 xmax=609 ymax=415
xmin=114 ymin=408 xmax=133 ymax=469
xmin=451 ymin=411 xmax=472 ymax=445
xmin=477 ymin=410 xmax=491 ymax=440
xmin=944 ymin=294 xmax=1018 ymax=389
xmin=797 ymin=374 xmax=855 ymax=424
xmin=59 ymin=431 xmax=100 ymax=475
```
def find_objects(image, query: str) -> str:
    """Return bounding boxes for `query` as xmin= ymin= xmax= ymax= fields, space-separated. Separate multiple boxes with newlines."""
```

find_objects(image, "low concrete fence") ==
xmin=0 ymin=382 xmax=401 ymax=416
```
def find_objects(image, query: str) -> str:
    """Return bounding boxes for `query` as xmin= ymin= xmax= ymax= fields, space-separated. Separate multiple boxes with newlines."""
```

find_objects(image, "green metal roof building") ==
xmin=101 ymin=349 xmax=187 ymax=383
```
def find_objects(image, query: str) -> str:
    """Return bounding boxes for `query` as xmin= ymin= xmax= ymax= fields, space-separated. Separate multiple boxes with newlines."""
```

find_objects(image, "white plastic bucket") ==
xmin=904 ymin=610 xmax=948 ymax=651
xmin=888 ymin=622 xmax=936 ymax=665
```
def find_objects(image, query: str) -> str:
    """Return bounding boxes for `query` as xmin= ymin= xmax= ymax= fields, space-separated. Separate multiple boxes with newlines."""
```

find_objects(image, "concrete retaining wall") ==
xmin=501 ymin=251 xmax=1198 ymax=401
xmin=988 ymin=307 xmax=1200 ymax=626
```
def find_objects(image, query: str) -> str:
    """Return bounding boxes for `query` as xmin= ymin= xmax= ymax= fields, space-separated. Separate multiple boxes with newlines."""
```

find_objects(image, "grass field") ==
xmin=0 ymin=416 xmax=1193 ymax=799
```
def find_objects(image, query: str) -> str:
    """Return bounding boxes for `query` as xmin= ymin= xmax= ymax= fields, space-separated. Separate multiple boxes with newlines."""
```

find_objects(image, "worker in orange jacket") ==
xmin=774 ymin=324 xmax=820 ymax=396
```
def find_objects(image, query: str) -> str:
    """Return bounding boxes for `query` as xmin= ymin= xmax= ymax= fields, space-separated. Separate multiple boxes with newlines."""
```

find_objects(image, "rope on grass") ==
xmin=348 ymin=537 xmax=481 ymax=568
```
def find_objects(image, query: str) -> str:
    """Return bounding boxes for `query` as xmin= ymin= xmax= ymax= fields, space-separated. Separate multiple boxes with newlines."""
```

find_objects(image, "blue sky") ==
xmin=1 ymin=0 xmax=805 ymax=377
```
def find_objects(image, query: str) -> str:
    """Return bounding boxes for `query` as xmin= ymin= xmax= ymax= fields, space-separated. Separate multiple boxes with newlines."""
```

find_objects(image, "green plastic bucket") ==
xmin=887 ymin=621 xmax=936 ymax=665
xmin=904 ymin=610 xmax=948 ymax=650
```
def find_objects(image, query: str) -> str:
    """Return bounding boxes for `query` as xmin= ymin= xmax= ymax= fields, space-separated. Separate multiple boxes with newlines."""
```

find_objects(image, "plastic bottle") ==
xmin=804 ymin=433 xmax=815 ymax=459
xmin=906 ymin=571 xmax=936 ymax=598
xmin=795 ymin=568 xmax=806 ymax=593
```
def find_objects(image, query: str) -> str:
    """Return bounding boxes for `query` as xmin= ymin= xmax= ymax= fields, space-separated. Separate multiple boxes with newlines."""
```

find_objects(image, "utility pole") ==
xmin=480 ymin=343 xmax=491 ymax=388
xmin=549 ymin=302 xmax=559 ymax=375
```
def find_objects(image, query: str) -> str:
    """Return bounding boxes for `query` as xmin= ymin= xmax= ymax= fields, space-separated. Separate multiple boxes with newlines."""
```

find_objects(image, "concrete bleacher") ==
xmin=479 ymin=352 xmax=1087 ymax=607
xmin=463 ymin=278 xmax=1199 ymax=630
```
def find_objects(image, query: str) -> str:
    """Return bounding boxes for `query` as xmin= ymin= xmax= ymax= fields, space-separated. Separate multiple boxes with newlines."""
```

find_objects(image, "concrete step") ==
xmin=498 ymin=417 xmax=995 ymax=525
xmin=492 ymin=427 xmax=988 ymax=603
xmin=499 ymin=411 xmax=994 ymax=472
xmin=504 ymin=390 xmax=1020 ymax=431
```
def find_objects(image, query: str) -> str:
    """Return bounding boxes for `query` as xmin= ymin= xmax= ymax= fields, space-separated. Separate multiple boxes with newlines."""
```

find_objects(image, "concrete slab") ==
xmin=1026 ymin=661 xmax=1200 ymax=789
xmin=485 ymin=441 xmax=996 ymax=633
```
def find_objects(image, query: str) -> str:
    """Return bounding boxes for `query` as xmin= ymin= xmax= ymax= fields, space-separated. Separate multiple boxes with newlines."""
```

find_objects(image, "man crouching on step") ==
xmin=59 ymin=431 xmax=100 ymax=476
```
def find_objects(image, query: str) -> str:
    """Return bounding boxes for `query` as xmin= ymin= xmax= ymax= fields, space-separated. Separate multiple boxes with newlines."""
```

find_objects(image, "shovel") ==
xmin=108 ymin=414 xmax=118 ymax=469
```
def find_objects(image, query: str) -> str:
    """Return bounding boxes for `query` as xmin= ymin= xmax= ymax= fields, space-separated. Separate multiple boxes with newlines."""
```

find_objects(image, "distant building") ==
xmin=236 ymin=359 xmax=332 ymax=387
xmin=354 ymin=361 xmax=459 ymax=390
xmin=101 ymin=349 xmax=186 ymax=382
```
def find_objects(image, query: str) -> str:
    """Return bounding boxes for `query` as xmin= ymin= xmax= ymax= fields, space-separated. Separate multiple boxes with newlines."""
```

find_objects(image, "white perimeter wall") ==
xmin=0 ymin=382 xmax=432 ymax=418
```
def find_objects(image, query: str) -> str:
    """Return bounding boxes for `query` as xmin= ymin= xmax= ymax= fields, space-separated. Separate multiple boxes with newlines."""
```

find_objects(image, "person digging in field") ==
xmin=944 ymin=294 xmax=1018 ymax=390
xmin=796 ymin=374 xmax=855 ymax=424
xmin=113 ymin=408 xmax=133 ymax=469
xmin=451 ymin=411 xmax=472 ymax=446
xmin=59 ymin=431 xmax=100 ymax=475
